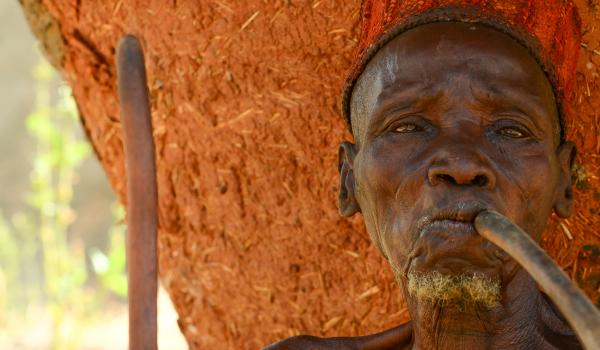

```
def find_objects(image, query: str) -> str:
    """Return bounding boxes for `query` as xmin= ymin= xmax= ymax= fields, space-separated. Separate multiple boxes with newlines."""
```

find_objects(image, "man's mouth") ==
xmin=425 ymin=219 xmax=476 ymax=236
xmin=406 ymin=200 xmax=506 ymax=276
xmin=417 ymin=201 xmax=489 ymax=236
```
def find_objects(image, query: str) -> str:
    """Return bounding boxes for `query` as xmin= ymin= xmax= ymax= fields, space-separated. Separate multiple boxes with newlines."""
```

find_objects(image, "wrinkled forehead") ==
xmin=350 ymin=22 xmax=558 ymax=144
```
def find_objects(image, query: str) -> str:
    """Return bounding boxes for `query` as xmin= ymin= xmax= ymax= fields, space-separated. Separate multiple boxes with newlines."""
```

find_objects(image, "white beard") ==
xmin=406 ymin=270 xmax=501 ymax=309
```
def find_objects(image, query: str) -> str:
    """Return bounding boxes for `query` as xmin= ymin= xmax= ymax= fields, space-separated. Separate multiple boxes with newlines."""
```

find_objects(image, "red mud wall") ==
xmin=22 ymin=1 xmax=600 ymax=348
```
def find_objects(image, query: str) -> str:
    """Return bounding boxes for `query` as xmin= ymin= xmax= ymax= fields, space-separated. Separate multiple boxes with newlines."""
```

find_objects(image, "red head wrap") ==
xmin=342 ymin=0 xmax=582 ymax=140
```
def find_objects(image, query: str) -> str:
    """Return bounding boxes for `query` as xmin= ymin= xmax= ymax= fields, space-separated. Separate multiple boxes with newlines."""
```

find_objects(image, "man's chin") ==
xmin=406 ymin=270 xmax=501 ymax=309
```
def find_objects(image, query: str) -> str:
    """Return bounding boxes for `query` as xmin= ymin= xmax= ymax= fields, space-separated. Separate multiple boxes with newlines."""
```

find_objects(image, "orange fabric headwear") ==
xmin=342 ymin=0 xmax=582 ymax=140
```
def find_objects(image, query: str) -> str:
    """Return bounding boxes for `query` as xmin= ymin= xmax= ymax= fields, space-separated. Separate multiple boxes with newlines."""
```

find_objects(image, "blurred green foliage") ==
xmin=90 ymin=203 xmax=128 ymax=299
xmin=0 ymin=57 xmax=127 ymax=349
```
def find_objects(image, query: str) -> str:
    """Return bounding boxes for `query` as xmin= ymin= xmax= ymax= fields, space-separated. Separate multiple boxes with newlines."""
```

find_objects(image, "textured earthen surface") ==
xmin=20 ymin=1 xmax=600 ymax=348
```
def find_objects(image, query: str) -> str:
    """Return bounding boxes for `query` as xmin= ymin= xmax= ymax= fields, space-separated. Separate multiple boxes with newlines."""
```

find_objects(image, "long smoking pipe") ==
xmin=116 ymin=35 xmax=158 ymax=350
xmin=475 ymin=211 xmax=600 ymax=350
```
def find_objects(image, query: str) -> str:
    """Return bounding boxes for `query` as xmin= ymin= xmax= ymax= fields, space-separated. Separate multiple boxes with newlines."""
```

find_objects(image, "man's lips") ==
xmin=416 ymin=201 xmax=489 ymax=236
xmin=425 ymin=219 xmax=477 ymax=235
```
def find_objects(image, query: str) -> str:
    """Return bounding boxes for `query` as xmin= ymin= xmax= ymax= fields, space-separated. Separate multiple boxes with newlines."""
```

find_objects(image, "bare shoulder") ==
xmin=262 ymin=322 xmax=413 ymax=350
xmin=262 ymin=335 xmax=357 ymax=350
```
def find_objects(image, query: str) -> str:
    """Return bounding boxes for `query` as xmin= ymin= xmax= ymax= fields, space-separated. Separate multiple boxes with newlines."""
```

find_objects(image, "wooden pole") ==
xmin=116 ymin=35 xmax=158 ymax=350
xmin=475 ymin=210 xmax=600 ymax=350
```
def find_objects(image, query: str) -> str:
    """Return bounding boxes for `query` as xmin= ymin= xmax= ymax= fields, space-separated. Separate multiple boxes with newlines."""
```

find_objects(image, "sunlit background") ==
xmin=0 ymin=2 xmax=186 ymax=349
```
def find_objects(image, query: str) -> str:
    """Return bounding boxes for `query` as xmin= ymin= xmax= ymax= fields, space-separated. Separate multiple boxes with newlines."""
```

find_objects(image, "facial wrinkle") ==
xmin=373 ymin=198 xmax=390 ymax=259
xmin=356 ymin=172 xmax=389 ymax=258
xmin=394 ymin=147 xmax=428 ymax=203
xmin=433 ymin=305 xmax=444 ymax=349
xmin=492 ymin=142 xmax=535 ymax=232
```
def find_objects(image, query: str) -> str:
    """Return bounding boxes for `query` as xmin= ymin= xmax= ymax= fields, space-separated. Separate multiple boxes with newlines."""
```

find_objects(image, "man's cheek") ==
xmin=359 ymin=139 xmax=422 ymax=195
xmin=378 ymin=209 xmax=417 ymax=270
xmin=497 ymin=160 xmax=557 ymax=237
xmin=358 ymin=159 xmax=399 ymax=198
xmin=360 ymin=204 xmax=406 ymax=260
xmin=522 ymin=185 xmax=557 ymax=239
xmin=355 ymin=157 xmax=404 ymax=231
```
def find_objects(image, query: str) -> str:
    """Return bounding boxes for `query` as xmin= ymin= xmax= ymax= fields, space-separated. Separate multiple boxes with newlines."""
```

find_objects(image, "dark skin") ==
xmin=264 ymin=22 xmax=581 ymax=349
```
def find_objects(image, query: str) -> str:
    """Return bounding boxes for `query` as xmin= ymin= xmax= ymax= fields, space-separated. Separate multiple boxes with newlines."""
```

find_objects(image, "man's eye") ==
xmin=497 ymin=127 xmax=526 ymax=138
xmin=394 ymin=123 xmax=419 ymax=133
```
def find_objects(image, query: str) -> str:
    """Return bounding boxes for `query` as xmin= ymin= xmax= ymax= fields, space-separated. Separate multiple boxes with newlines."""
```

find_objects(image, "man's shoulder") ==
xmin=262 ymin=335 xmax=355 ymax=350
xmin=262 ymin=322 xmax=413 ymax=350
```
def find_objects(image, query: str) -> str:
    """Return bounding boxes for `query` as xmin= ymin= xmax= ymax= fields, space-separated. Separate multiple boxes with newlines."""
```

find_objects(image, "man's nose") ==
xmin=427 ymin=147 xmax=496 ymax=189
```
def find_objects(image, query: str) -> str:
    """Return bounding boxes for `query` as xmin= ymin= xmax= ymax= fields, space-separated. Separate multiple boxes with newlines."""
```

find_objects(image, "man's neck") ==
xmin=404 ymin=270 xmax=573 ymax=350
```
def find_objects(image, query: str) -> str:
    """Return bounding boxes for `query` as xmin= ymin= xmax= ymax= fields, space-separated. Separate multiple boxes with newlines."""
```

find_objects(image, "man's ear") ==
xmin=554 ymin=141 xmax=577 ymax=218
xmin=338 ymin=141 xmax=361 ymax=217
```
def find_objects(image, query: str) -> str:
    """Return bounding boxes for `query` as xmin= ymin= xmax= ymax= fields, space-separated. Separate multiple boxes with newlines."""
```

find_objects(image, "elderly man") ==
xmin=265 ymin=0 xmax=585 ymax=349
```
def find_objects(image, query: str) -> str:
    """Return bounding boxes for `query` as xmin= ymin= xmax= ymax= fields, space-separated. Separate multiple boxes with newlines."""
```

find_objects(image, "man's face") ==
xmin=339 ymin=22 xmax=575 ymax=305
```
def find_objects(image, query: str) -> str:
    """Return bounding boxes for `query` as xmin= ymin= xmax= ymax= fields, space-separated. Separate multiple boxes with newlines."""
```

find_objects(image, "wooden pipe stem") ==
xmin=116 ymin=35 xmax=158 ymax=350
xmin=475 ymin=210 xmax=600 ymax=350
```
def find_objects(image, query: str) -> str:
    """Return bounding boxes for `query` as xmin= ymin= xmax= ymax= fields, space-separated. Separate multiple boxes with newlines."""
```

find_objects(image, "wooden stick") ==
xmin=475 ymin=210 xmax=600 ymax=350
xmin=116 ymin=35 xmax=158 ymax=350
